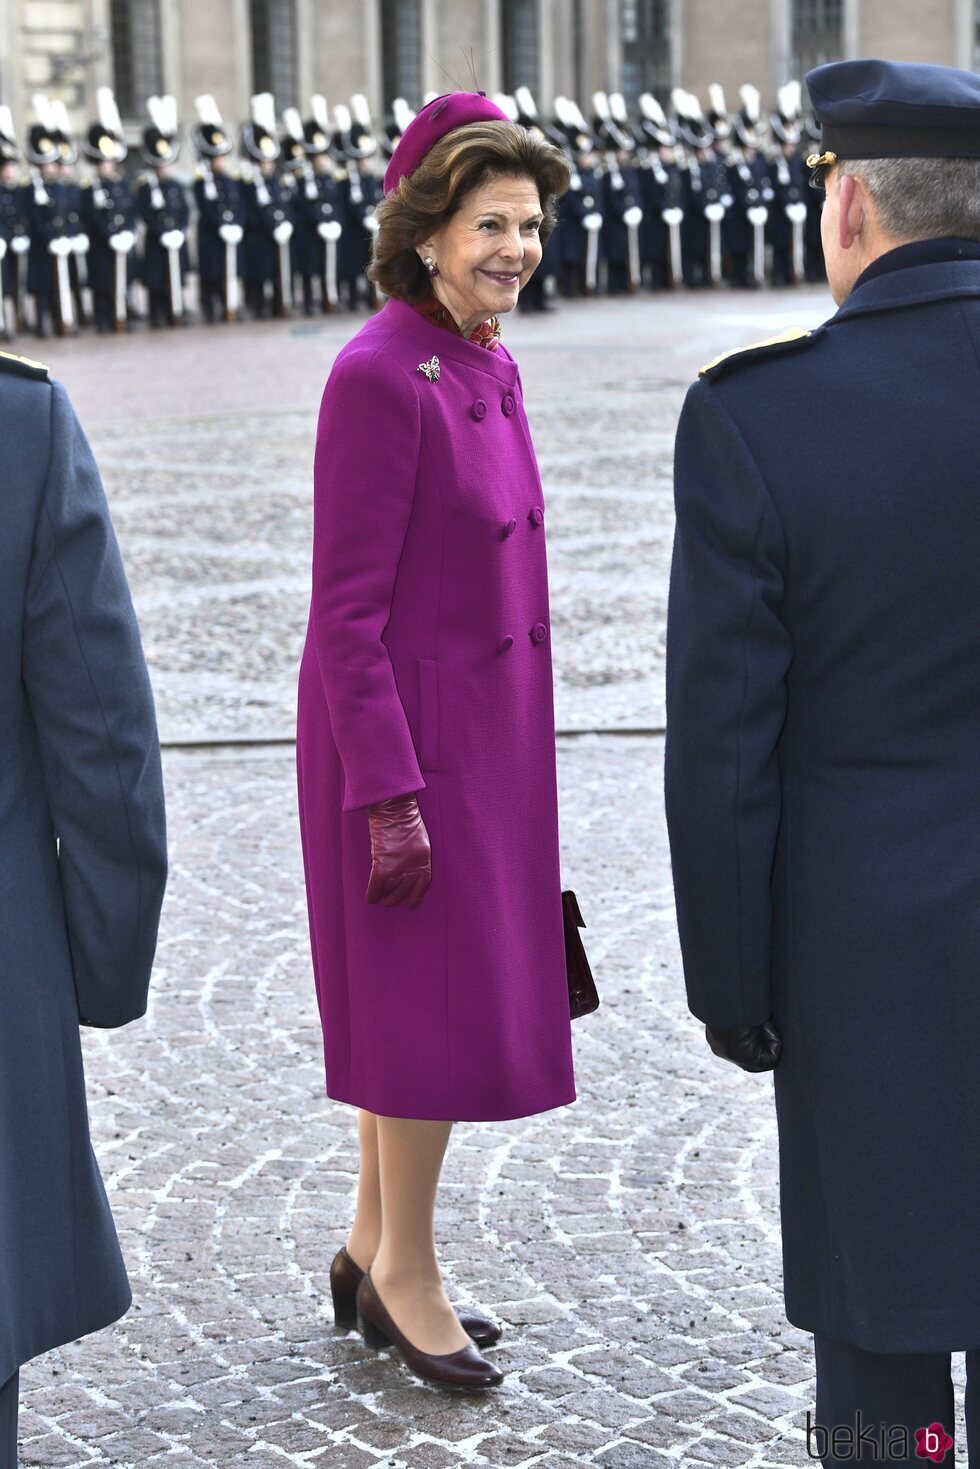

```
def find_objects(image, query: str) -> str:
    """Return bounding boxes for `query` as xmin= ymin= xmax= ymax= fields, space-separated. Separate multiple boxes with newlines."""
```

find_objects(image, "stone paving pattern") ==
xmin=16 ymin=293 xmax=969 ymax=1465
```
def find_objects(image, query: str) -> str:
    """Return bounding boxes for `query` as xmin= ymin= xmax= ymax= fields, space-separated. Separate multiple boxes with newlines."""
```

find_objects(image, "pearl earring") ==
xmin=424 ymin=256 xmax=439 ymax=277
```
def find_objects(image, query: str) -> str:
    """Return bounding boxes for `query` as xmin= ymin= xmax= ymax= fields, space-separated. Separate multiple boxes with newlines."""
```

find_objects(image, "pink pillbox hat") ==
xmin=383 ymin=91 xmax=513 ymax=196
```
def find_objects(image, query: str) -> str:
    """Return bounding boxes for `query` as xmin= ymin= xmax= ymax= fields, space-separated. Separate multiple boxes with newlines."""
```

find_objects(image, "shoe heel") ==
xmin=358 ymin=1311 xmax=392 ymax=1350
xmin=330 ymin=1282 xmax=357 ymax=1331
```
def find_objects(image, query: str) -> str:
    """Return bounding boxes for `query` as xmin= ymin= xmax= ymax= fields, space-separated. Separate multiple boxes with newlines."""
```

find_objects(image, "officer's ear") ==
xmin=837 ymin=172 xmax=867 ymax=252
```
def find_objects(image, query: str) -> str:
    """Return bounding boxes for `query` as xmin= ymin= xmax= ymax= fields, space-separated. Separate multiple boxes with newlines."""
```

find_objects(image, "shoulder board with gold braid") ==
xmin=0 ymin=348 xmax=49 ymax=382
xmin=699 ymin=326 xmax=821 ymax=381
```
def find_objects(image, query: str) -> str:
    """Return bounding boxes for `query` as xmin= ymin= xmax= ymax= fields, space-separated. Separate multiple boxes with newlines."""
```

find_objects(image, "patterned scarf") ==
xmin=411 ymin=292 xmax=501 ymax=351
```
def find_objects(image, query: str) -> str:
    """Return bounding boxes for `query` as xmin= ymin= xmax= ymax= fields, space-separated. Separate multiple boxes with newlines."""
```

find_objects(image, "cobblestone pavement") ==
xmin=16 ymin=293 xmax=970 ymax=1465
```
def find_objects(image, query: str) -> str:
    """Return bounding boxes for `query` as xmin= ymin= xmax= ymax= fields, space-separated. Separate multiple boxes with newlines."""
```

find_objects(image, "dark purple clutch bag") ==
xmin=563 ymin=890 xmax=599 ymax=1019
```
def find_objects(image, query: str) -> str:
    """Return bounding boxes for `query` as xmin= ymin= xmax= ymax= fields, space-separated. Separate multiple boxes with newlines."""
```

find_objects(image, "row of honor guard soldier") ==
xmin=1 ymin=82 xmax=828 ymax=342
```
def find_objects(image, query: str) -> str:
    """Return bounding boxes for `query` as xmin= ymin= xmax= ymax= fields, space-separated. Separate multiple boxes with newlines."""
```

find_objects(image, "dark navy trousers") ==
xmin=0 ymin=1371 xmax=17 ymax=1469
xmin=814 ymin=1334 xmax=980 ymax=1465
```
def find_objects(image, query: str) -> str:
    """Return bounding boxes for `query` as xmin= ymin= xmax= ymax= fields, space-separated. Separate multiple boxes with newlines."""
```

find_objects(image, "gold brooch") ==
xmin=417 ymin=356 xmax=440 ymax=382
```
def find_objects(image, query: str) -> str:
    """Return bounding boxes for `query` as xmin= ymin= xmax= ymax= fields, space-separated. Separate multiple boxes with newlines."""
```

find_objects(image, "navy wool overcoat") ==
xmin=0 ymin=354 xmax=167 ymax=1385
xmin=665 ymin=242 xmax=980 ymax=1353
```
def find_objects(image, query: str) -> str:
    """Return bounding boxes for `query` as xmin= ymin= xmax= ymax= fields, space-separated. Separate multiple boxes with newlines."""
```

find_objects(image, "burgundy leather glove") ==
xmin=705 ymin=1020 xmax=782 ymax=1072
xmin=365 ymin=793 xmax=432 ymax=909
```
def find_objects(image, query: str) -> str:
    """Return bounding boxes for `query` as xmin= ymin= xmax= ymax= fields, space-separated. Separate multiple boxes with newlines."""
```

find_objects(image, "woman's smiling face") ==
xmin=416 ymin=173 xmax=545 ymax=334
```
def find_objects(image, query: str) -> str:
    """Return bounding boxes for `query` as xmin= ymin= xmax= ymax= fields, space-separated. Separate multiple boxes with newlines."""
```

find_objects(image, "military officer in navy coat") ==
xmin=665 ymin=59 xmax=980 ymax=1465
xmin=0 ymin=350 xmax=167 ymax=1464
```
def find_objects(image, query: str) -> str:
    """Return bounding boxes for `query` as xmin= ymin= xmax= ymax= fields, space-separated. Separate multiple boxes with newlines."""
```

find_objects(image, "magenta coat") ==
xmin=296 ymin=296 xmax=577 ymax=1121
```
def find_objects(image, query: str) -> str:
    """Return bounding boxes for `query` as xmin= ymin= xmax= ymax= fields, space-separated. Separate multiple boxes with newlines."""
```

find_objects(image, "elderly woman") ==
xmin=296 ymin=93 xmax=574 ymax=1391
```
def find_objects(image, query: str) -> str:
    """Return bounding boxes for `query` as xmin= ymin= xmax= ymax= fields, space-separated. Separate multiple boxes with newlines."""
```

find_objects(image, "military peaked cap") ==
xmin=805 ymin=59 xmax=980 ymax=161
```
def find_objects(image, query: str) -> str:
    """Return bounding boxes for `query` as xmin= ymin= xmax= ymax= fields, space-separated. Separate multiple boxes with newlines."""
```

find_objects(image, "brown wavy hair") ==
xmin=367 ymin=121 xmax=571 ymax=302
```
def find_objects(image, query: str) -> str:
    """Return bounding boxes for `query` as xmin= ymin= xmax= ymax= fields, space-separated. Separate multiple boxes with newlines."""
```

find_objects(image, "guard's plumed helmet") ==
xmin=592 ymin=90 xmax=633 ymax=151
xmin=335 ymin=94 xmax=378 ymax=160
xmin=192 ymin=94 xmax=233 ymax=158
xmin=142 ymin=94 xmax=181 ymax=166
xmin=303 ymin=95 xmax=331 ymax=156
xmin=84 ymin=86 xmax=127 ymax=163
xmin=0 ymin=104 xmax=20 ymax=164
xmin=670 ymin=89 xmax=714 ymax=150
xmin=734 ymin=84 xmax=768 ymax=149
xmin=638 ymin=93 xmax=677 ymax=149
xmin=281 ymin=107 xmax=306 ymax=169
xmin=514 ymin=86 xmax=569 ymax=150
xmin=26 ymin=94 xmax=65 ymax=165
xmin=379 ymin=96 xmax=415 ymax=159
xmin=51 ymin=98 xmax=77 ymax=163
xmin=771 ymin=81 xmax=803 ymax=146
xmin=242 ymin=91 xmax=281 ymax=164
xmin=553 ymin=95 xmax=595 ymax=155
xmin=706 ymin=84 xmax=732 ymax=141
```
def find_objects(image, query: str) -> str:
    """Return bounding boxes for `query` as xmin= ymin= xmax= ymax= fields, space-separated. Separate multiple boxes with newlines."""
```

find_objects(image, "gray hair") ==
xmin=843 ymin=157 xmax=980 ymax=243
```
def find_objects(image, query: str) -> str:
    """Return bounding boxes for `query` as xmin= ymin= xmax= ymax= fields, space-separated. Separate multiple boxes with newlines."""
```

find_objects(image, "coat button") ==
xmin=471 ymin=399 xmax=487 ymax=421
xmin=502 ymin=518 xmax=517 ymax=537
xmin=529 ymin=506 xmax=544 ymax=526
xmin=530 ymin=622 xmax=548 ymax=644
xmin=501 ymin=393 xmax=515 ymax=416
xmin=500 ymin=635 xmax=514 ymax=652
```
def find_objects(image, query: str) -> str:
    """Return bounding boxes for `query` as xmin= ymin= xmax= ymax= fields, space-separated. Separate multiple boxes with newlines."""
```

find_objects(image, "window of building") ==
xmin=250 ymin=0 xmax=298 ymax=108
xmin=620 ymin=0 xmax=671 ymax=111
xmin=110 ymin=0 xmax=163 ymax=120
xmin=381 ymin=0 xmax=423 ymax=108
xmin=793 ymin=0 xmax=843 ymax=79
xmin=502 ymin=0 xmax=540 ymax=94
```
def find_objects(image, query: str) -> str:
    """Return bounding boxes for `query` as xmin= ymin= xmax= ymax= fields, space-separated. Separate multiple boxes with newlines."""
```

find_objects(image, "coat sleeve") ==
xmin=664 ymin=379 xmax=792 ymax=1028
xmin=22 ymin=381 xmax=168 ymax=1028
xmin=309 ymin=347 xmax=425 ymax=811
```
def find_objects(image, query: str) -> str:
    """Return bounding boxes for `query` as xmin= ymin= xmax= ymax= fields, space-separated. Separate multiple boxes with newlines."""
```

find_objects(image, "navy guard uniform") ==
xmin=513 ymin=87 xmax=564 ymax=311
xmin=672 ymin=91 xmax=729 ymax=288
xmin=137 ymin=95 xmax=191 ymax=328
xmin=24 ymin=99 xmax=79 ymax=337
xmin=636 ymin=95 xmax=684 ymax=291
xmin=665 ymin=58 xmax=980 ymax=1465
xmin=191 ymin=95 xmax=245 ymax=323
xmin=333 ymin=97 xmax=381 ymax=310
xmin=0 ymin=348 xmax=166 ymax=1466
xmin=286 ymin=95 xmax=347 ymax=315
xmin=241 ymin=92 xmax=294 ymax=319
xmin=768 ymin=83 xmax=809 ymax=285
xmin=594 ymin=92 xmax=643 ymax=294
xmin=724 ymin=86 xmax=772 ymax=287
xmin=0 ymin=107 xmax=30 ymax=340
xmin=80 ymin=88 xmax=138 ymax=333
xmin=553 ymin=98 xmax=603 ymax=297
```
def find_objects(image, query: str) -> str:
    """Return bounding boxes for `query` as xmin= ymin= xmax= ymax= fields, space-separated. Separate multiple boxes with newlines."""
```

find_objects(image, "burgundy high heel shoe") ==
xmin=356 ymin=1269 xmax=505 ymax=1389
xmin=330 ymin=1247 xmax=502 ymax=1346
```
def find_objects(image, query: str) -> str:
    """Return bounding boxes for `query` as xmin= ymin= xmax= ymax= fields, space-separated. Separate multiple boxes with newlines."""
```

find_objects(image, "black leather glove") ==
xmin=705 ymin=1020 xmax=782 ymax=1072
xmin=365 ymin=793 xmax=432 ymax=909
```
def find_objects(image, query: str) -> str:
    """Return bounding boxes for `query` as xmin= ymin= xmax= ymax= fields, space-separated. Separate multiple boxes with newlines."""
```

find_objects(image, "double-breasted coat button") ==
xmin=501 ymin=393 xmax=515 ymax=416
xmin=471 ymin=399 xmax=487 ymax=421
xmin=529 ymin=506 xmax=544 ymax=526
xmin=502 ymin=518 xmax=517 ymax=538
xmin=500 ymin=635 xmax=514 ymax=652
xmin=530 ymin=622 xmax=548 ymax=644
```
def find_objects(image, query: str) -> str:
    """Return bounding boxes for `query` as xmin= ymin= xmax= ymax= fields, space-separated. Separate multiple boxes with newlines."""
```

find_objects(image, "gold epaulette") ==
xmin=699 ymin=326 xmax=817 ymax=380
xmin=0 ymin=348 xmax=49 ymax=381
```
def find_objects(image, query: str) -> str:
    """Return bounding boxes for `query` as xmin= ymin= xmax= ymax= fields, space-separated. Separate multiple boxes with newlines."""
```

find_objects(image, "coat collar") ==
xmin=381 ymin=297 xmax=520 ymax=383
xmin=831 ymin=255 xmax=980 ymax=326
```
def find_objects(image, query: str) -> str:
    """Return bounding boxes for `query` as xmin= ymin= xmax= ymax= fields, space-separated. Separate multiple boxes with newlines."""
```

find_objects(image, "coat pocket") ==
xmin=417 ymin=658 xmax=440 ymax=771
